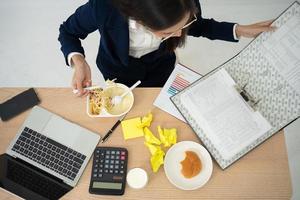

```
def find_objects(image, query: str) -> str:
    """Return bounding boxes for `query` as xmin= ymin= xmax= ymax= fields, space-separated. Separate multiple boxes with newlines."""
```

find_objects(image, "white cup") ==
xmin=126 ymin=168 xmax=148 ymax=189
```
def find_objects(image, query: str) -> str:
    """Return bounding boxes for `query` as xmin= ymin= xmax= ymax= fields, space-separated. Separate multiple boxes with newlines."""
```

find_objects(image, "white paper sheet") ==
xmin=153 ymin=63 xmax=201 ymax=122
xmin=181 ymin=69 xmax=272 ymax=160
xmin=262 ymin=13 xmax=300 ymax=95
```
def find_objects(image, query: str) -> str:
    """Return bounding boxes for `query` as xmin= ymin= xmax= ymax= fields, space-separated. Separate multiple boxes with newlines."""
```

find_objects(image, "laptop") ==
xmin=0 ymin=106 xmax=100 ymax=199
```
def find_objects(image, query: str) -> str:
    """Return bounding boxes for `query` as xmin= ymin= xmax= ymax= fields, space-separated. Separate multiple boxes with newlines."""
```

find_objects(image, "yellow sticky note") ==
xmin=121 ymin=117 xmax=144 ymax=140
xmin=144 ymin=127 xmax=161 ymax=145
xmin=150 ymin=149 xmax=165 ymax=172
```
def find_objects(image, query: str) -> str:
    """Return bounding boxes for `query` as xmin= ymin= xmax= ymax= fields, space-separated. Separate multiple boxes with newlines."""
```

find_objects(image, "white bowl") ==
xmin=164 ymin=141 xmax=213 ymax=190
xmin=86 ymin=83 xmax=134 ymax=117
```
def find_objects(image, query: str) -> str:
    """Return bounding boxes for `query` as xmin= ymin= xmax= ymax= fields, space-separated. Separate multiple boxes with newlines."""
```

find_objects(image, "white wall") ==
xmin=0 ymin=0 xmax=103 ymax=87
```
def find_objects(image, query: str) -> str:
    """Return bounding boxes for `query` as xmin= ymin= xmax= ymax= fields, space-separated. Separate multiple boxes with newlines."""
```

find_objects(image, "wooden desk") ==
xmin=0 ymin=88 xmax=292 ymax=200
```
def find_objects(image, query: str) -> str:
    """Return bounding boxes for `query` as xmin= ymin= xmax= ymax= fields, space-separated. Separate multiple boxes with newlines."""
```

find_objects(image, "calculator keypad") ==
xmin=92 ymin=147 xmax=128 ymax=182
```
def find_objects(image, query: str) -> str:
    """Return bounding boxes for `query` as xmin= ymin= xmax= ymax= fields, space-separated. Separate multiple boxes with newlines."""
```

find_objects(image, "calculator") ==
xmin=89 ymin=147 xmax=128 ymax=195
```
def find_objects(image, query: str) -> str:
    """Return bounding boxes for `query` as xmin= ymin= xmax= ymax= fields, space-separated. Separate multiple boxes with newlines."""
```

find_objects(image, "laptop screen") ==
xmin=0 ymin=154 xmax=72 ymax=200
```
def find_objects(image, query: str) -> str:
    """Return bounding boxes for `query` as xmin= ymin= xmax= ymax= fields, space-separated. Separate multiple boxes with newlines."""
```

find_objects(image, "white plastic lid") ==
xmin=126 ymin=168 xmax=148 ymax=189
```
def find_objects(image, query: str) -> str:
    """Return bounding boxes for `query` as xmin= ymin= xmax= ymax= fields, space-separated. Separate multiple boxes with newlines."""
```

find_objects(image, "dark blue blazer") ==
xmin=58 ymin=0 xmax=237 ymax=80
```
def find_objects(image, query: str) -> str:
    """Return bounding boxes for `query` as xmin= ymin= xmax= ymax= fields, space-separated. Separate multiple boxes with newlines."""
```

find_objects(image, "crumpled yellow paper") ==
xmin=144 ymin=127 xmax=161 ymax=145
xmin=138 ymin=113 xmax=153 ymax=128
xmin=158 ymin=126 xmax=177 ymax=147
xmin=140 ymin=113 xmax=178 ymax=173
xmin=150 ymin=148 xmax=165 ymax=173
xmin=144 ymin=142 xmax=161 ymax=155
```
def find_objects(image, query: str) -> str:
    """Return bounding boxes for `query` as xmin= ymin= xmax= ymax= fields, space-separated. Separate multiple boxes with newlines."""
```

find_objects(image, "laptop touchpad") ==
xmin=42 ymin=115 xmax=85 ymax=152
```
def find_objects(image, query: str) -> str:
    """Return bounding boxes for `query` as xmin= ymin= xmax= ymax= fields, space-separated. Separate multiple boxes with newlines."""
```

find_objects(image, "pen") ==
xmin=101 ymin=114 xmax=126 ymax=143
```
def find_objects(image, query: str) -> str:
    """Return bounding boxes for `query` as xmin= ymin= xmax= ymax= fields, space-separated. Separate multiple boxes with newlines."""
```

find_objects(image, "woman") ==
xmin=58 ymin=0 xmax=273 ymax=96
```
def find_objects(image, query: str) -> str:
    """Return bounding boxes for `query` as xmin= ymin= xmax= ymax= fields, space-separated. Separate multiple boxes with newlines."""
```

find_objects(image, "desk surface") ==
xmin=0 ymin=88 xmax=292 ymax=200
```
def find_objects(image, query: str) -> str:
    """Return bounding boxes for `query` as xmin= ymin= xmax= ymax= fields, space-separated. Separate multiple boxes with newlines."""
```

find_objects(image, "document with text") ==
xmin=154 ymin=64 xmax=201 ymax=122
xmin=181 ymin=69 xmax=272 ymax=160
xmin=262 ymin=12 xmax=300 ymax=94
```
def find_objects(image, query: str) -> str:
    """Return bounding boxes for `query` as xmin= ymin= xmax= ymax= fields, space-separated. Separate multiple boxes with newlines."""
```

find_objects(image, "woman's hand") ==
xmin=236 ymin=20 xmax=276 ymax=38
xmin=71 ymin=54 xmax=92 ymax=97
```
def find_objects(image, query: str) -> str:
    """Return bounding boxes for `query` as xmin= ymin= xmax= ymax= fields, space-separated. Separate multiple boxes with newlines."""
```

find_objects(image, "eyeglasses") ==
xmin=161 ymin=14 xmax=197 ymax=42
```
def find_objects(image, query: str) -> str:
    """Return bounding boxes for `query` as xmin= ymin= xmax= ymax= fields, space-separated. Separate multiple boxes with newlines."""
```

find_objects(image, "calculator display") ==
xmin=92 ymin=182 xmax=122 ymax=190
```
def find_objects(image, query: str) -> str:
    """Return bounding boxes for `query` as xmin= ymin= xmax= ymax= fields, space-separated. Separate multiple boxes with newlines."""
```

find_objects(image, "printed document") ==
xmin=154 ymin=64 xmax=201 ymax=122
xmin=181 ymin=69 xmax=272 ymax=160
xmin=262 ymin=13 xmax=300 ymax=94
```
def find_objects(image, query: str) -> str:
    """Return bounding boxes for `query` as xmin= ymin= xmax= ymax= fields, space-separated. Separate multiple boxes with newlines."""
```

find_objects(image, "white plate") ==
xmin=164 ymin=141 xmax=213 ymax=190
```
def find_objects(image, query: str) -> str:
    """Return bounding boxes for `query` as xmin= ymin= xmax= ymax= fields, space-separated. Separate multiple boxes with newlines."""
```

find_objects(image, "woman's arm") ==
xmin=58 ymin=1 xmax=99 ymax=66
xmin=188 ymin=0 xmax=237 ymax=42
xmin=235 ymin=20 xmax=274 ymax=38
xmin=188 ymin=0 xmax=274 ymax=41
xmin=58 ymin=0 xmax=104 ymax=97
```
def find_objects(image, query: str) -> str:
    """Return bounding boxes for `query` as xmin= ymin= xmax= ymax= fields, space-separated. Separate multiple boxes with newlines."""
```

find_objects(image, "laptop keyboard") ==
xmin=7 ymin=159 xmax=70 ymax=200
xmin=11 ymin=127 xmax=86 ymax=181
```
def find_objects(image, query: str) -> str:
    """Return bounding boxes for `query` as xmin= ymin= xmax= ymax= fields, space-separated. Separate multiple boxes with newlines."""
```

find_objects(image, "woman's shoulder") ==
xmin=88 ymin=0 xmax=120 ymax=25
xmin=89 ymin=0 xmax=116 ymax=13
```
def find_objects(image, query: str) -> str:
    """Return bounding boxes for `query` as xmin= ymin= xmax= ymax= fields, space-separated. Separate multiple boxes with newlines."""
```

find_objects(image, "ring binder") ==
xmin=234 ymin=83 xmax=261 ymax=111
xmin=171 ymin=1 xmax=300 ymax=169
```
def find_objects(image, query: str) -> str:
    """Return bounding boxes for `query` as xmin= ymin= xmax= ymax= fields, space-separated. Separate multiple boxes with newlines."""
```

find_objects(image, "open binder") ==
xmin=171 ymin=1 xmax=300 ymax=169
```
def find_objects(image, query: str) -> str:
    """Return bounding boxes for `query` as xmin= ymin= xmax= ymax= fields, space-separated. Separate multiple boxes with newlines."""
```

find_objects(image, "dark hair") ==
xmin=111 ymin=0 xmax=197 ymax=51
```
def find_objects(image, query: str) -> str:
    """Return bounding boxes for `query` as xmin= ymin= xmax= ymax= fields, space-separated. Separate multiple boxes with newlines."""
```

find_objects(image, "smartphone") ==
xmin=0 ymin=88 xmax=40 ymax=121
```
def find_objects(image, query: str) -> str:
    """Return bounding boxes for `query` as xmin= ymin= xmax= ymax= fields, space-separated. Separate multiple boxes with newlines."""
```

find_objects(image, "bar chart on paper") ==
xmin=167 ymin=74 xmax=191 ymax=96
xmin=154 ymin=64 xmax=201 ymax=121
